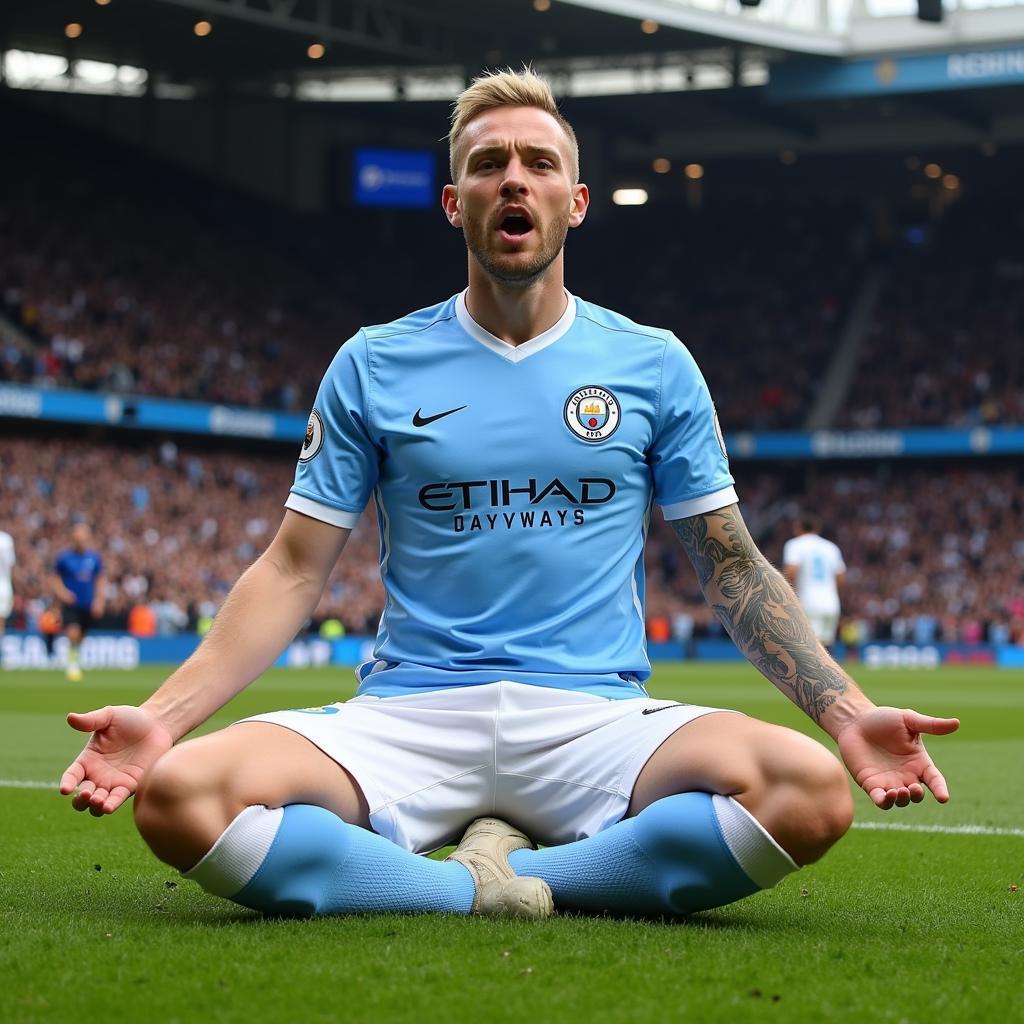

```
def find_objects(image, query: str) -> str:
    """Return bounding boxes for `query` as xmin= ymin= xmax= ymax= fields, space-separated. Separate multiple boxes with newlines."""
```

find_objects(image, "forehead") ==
xmin=459 ymin=105 xmax=571 ymax=159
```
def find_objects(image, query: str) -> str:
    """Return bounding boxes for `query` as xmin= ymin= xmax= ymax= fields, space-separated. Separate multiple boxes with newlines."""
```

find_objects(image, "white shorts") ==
xmin=242 ymin=681 xmax=732 ymax=854
xmin=807 ymin=611 xmax=840 ymax=645
xmin=0 ymin=586 xmax=11 ymax=619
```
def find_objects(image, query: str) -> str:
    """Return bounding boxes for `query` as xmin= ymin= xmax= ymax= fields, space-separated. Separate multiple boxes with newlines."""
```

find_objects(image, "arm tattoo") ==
xmin=671 ymin=505 xmax=848 ymax=722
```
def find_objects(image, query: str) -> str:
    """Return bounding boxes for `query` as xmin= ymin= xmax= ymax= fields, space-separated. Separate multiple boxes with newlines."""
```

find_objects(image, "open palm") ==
xmin=837 ymin=706 xmax=960 ymax=809
xmin=59 ymin=705 xmax=173 ymax=816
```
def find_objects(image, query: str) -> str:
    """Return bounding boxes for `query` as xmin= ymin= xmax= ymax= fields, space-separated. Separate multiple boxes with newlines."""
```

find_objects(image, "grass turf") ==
xmin=1 ymin=662 xmax=1021 ymax=1023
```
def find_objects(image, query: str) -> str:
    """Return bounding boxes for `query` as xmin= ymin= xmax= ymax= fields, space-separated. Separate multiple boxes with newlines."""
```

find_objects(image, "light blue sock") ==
xmin=508 ymin=792 xmax=797 ymax=916
xmin=184 ymin=804 xmax=475 ymax=916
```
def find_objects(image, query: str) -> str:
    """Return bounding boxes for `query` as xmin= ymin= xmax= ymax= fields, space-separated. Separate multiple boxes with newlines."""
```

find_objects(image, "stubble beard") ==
xmin=463 ymin=207 xmax=571 ymax=289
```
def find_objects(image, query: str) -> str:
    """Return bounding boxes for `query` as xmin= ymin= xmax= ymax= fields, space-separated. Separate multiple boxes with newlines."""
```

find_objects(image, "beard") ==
xmin=462 ymin=205 xmax=571 ymax=288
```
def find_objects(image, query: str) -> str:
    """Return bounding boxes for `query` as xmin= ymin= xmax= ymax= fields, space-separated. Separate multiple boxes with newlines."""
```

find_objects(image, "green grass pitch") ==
xmin=1 ymin=662 xmax=1020 ymax=1023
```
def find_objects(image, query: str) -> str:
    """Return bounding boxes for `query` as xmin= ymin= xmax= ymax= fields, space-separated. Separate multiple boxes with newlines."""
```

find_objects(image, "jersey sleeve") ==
xmin=285 ymin=331 xmax=381 ymax=529
xmin=652 ymin=335 xmax=737 ymax=520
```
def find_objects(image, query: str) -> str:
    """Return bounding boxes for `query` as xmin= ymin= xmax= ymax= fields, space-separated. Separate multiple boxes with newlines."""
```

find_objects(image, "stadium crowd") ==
xmin=2 ymin=436 xmax=1021 ymax=649
xmin=0 ymin=135 xmax=361 ymax=410
xmin=1 ymin=128 xmax=863 ymax=432
xmin=0 ymin=435 xmax=383 ymax=640
xmin=643 ymin=462 xmax=1024 ymax=648
xmin=842 ymin=192 xmax=1024 ymax=429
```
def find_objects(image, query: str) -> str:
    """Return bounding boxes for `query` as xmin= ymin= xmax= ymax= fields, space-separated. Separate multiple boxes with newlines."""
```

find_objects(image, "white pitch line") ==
xmin=0 ymin=779 xmax=1021 ymax=837
xmin=852 ymin=821 xmax=1024 ymax=838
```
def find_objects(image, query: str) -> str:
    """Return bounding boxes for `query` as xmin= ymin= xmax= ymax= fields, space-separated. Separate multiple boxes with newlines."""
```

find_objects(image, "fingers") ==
xmin=922 ymin=761 xmax=951 ymax=803
xmin=869 ymin=787 xmax=893 ymax=809
xmin=85 ymin=787 xmax=109 ymax=816
xmin=59 ymin=761 xmax=85 ymax=796
xmin=903 ymin=710 xmax=960 ymax=736
xmin=103 ymin=786 xmax=133 ymax=814
xmin=71 ymin=780 xmax=96 ymax=812
xmin=64 ymin=776 xmax=130 ymax=814
xmin=67 ymin=707 xmax=113 ymax=734
xmin=869 ymin=786 xmax=914 ymax=809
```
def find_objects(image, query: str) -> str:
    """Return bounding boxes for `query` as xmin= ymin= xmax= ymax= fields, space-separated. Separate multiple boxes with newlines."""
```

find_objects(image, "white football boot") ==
xmin=446 ymin=817 xmax=554 ymax=919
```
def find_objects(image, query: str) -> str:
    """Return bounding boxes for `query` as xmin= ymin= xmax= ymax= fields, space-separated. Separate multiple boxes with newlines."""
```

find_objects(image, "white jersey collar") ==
xmin=455 ymin=288 xmax=576 ymax=363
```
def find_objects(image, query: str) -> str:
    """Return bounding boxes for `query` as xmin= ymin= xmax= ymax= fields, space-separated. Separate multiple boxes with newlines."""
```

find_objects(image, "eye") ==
xmin=476 ymin=159 xmax=498 ymax=171
xmin=533 ymin=160 xmax=554 ymax=170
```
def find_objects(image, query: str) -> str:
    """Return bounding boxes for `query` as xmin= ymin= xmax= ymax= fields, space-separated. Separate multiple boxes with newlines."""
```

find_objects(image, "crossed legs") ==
xmin=133 ymin=712 xmax=853 ymax=916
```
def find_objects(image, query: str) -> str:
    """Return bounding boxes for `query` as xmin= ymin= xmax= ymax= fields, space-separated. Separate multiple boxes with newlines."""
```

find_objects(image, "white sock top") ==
xmin=183 ymin=805 xmax=284 ymax=898
xmin=712 ymin=794 xmax=799 ymax=890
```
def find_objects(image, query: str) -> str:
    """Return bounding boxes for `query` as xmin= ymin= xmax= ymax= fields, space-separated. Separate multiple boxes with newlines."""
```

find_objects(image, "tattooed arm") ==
xmin=672 ymin=505 xmax=959 ymax=806
xmin=672 ymin=504 xmax=865 ymax=727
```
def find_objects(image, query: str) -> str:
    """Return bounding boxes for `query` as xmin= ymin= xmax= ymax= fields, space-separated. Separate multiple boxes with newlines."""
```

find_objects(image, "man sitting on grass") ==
xmin=60 ymin=69 xmax=959 ymax=920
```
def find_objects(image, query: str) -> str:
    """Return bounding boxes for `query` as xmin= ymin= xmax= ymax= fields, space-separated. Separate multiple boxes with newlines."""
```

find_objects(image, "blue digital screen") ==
xmin=354 ymin=148 xmax=434 ymax=208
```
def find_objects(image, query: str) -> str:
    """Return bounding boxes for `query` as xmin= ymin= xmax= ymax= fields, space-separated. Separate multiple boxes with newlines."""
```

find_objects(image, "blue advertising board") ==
xmin=3 ymin=632 xmax=1019 ymax=670
xmin=4 ymin=381 xmax=1024 ymax=458
xmin=0 ymin=383 xmax=307 ymax=443
xmin=768 ymin=45 xmax=1024 ymax=102
xmin=354 ymin=148 xmax=434 ymax=208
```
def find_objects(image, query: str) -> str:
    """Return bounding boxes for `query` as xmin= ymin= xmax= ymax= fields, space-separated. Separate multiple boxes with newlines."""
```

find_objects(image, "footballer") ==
xmin=60 ymin=69 xmax=959 ymax=919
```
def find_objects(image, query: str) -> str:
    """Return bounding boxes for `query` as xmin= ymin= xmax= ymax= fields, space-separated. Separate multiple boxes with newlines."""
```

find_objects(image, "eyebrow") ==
xmin=466 ymin=142 xmax=562 ymax=163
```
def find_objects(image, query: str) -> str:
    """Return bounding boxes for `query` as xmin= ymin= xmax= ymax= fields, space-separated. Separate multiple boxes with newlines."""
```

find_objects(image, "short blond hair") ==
xmin=448 ymin=68 xmax=579 ymax=183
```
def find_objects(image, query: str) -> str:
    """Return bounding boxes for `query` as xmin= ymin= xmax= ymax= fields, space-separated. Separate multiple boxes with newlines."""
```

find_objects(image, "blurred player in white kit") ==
xmin=0 ymin=528 xmax=15 ymax=636
xmin=784 ymin=516 xmax=846 ymax=651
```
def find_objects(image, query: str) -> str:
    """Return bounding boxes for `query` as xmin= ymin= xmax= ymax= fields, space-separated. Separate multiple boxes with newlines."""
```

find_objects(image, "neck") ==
xmin=464 ymin=254 xmax=568 ymax=346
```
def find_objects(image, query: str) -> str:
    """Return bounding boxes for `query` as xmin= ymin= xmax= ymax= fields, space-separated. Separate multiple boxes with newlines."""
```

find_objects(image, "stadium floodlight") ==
xmin=612 ymin=188 xmax=648 ymax=205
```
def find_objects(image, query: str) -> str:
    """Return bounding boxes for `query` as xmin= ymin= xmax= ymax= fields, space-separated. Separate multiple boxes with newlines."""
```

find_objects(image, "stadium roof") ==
xmin=3 ymin=0 xmax=1023 ymax=162
xmin=7 ymin=0 xmax=1024 ymax=76
xmin=2 ymin=0 xmax=746 ymax=77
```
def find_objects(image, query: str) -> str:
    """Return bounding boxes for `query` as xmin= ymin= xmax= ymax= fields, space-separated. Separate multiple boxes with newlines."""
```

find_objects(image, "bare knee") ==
xmin=752 ymin=738 xmax=854 ymax=865
xmin=134 ymin=743 xmax=235 ymax=871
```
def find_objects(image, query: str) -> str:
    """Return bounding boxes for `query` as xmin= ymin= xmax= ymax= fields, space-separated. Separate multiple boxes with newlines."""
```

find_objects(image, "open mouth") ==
xmin=497 ymin=208 xmax=534 ymax=240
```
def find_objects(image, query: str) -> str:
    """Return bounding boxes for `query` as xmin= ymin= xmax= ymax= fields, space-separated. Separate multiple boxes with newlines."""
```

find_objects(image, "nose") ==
xmin=499 ymin=160 xmax=529 ymax=198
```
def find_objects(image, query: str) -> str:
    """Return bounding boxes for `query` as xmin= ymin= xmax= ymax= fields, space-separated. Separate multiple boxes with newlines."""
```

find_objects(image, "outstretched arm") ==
xmin=671 ymin=504 xmax=959 ymax=808
xmin=60 ymin=510 xmax=350 ymax=814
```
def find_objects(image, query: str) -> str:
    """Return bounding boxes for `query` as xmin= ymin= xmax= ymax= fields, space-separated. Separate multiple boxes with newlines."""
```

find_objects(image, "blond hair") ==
xmin=448 ymin=68 xmax=579 ymax=183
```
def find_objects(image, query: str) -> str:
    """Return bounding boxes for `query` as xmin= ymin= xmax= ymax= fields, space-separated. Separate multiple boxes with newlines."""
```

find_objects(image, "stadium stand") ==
xmin=1 ymin=117 xmax=861 ymax=430
xmin=3 ymin=433 xmax=1020 ymax=647
xmin=6 ymin=111 xmax=1021 ymax=435
xmin=0 ymin=128 xmax=361 ymax=410
xmin=644 ymin=462 xmax=1024 ymax=648
xmin=841 ymin=185 xmax=1024 ymax=428
xmin=0 ymin=434 xmax=383 ymax=638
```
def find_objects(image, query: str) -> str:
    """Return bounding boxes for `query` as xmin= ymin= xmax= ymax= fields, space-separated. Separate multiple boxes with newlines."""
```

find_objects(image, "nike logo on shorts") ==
xmin=413 ymin=405 xmax=467 ymax=427
xmin=641 ymin=704 xmax=680 ymax=715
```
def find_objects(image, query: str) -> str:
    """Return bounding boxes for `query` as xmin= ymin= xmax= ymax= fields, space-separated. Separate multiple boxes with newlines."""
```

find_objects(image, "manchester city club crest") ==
xmin=299 ymin=409 xmax=324 ymax=462
xmin=564 ymin=385 xmax=621 ymax=443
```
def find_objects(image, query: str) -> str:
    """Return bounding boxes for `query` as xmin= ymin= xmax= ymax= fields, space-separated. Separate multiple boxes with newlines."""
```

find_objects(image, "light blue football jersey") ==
xmin=286 ymin=291 xmax=736 ymax=699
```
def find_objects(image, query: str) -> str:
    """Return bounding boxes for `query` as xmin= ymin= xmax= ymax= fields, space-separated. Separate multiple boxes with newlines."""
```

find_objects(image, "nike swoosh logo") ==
xmin=413 ymin=405 xmax=467 ymax=427
xmin=641 ymin=704 xmax=681 ymax=715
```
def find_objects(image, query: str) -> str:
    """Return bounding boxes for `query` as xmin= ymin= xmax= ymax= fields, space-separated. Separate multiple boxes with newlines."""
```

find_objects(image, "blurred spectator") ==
xmin=128 ymin=602 xmax=157 ymax=638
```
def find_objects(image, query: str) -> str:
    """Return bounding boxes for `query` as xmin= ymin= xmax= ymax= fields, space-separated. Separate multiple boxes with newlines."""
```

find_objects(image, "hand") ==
xmin=836 ymin=706 xmax=959 ymax=809
xmin=91 ymin=599 xmax=105 ymax=619
xmin=59 ymin=705 xmax=173 ymax=816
